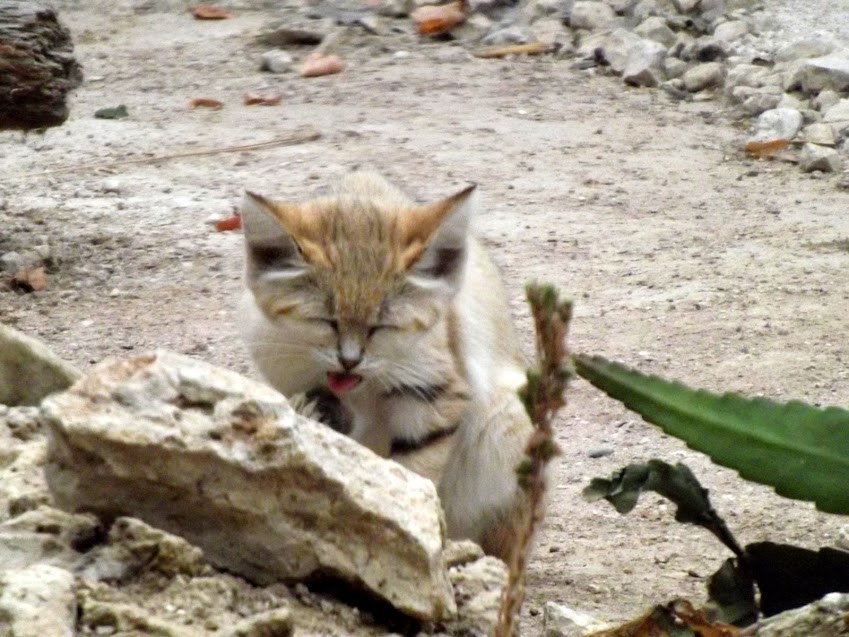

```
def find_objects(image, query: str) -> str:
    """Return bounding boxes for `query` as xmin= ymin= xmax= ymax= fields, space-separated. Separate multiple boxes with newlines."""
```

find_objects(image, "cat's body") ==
xmin=240 ymin=172 xmax=535 ymax=560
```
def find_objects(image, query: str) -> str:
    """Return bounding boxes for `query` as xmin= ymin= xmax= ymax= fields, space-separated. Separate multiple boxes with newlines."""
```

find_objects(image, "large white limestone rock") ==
xmin=42 ymin=350 xmax=456 ymax=621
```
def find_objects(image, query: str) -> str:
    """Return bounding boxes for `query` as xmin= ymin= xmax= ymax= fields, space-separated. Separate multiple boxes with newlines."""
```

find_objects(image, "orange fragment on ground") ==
xmin=412 ymin=1 xmax=466 ymax=36
xmin=214 ymin=214 xmax=242 ymax=232
xmin=473 ymin=42 xmax=551 ymax=58
xmin=11 ymin=267 xmax=48 ymax=292
xmin=745 ymin=138 xmax=789 ymax=158
xmin=243 ymin=92 xmax=282 ymax=106
xmin=300 ymin=54 xmax=344 ymax=78
xmin=190 ymin=5 xmax=234 ymax=19
xmin=188 ymin=98 xmax=224 ymax=109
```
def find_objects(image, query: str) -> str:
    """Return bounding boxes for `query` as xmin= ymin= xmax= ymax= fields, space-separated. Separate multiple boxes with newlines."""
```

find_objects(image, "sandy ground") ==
xmin=2 ymin=2 xmax=849 ymax=632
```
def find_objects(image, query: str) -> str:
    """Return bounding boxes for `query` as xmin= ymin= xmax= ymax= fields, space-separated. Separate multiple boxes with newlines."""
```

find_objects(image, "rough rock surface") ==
xmin=0 ymin=563 xmax=77 ymax=637
xmin=0 ymin=406 xmax=51 ymax=521
xmin=0 ymin=325 xmax=80 ymax=406
xmin=42 ymin=350 xmax=456 ymax=621
xmin=757 ymin=592 xmax=849 ymax=637
xmin=542 ymin=601 xmax=609 ymax=636
xmin=799 ymin=143 xmax=842 ymax=173
xmin=750 ymin=107 xmax=804 ymax=142
xmin=445 ymin=556 xmax=508 ymax=636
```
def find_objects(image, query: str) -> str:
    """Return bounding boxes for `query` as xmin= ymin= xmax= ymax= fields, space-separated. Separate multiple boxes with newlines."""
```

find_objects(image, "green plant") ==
xmin=575 ymin=355 xmax=849 ymax=624
xmin=496 ymin=283 xmax=572 ymax=637
xmin=501 ymin=287 xmax=849 ymax=633
xmin=575 ymin=355 xmax=849 ymax=515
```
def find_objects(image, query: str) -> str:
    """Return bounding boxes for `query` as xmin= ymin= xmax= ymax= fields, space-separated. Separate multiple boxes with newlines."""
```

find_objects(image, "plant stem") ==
xmin=495 ymin=283 xmax=573 ymax=637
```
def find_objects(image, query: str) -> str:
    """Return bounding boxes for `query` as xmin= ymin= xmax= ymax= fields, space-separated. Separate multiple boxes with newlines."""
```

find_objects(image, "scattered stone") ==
xmin=697 ymin=0 xmax=726 ymax=22
xmin=712 ymin=19 xmax=747 ymax=42
xmin=0 ymin=251 xmax=24 ymax=274
xmin=570 ymin=1 xmax=617 ymax=31
xmin=444 ymin=539 xmax=485 ymax=567
xmin=724 ymin=63 xmax=772 ymax=92
xmin=734 ymin=87 xmax=783 ymax=116
xmin=42 ymin=350 xmax=456 ymax=621
xmin=750 ymin=108 xmax=803 ymax=142
xmin=686 ymin=36 xmax=729 ymax=62
xmin=801 ymin=123 xmax=836 ymax=146
xmin=663 ymin=57 xmax=689 ymax=79
xmin=261 ymin=50 xmax=295 ymax=73
xmin=0 ymin=564 xmax=77 ymax=637
xmin=0 ymin=408 xmax=51 ymax=523
xmin=76 ymin=517 xmax=208 ymax=583
xmin=757 ymin=592 xmax=849 ymax=637
xmin=670 ymin=0 xmax=699 ymax=13
xmin=622 ymin=38 xmax=666 ymax=87
xmin=812 ymin=89 xmax=840 ymax=112
xmin=444 ymin=556 xmax=507 ymax=637
xmin=682 ymin=61 xmax=725 ymax=91
xmin=481 ymin=24 xmax=535 ymax=46
xmin=634 ymin=16 xmax=675 ymax=48
xmin=375 ymin=0 xmax=413 ymax=18
xmin=799 ymin=143 xmax=842 ymax=173
xmin=352 ymin=13 xmax=383 ymax=35
xmin=0 ymin=325 xmax=81 ymax=407
xmin=99 ymin=178 xmax=122 ymax=194
xmin=822 ymin=99 xmax=849 ymax=131
xmin=543 ymin=601 xmax=609 ymax=636
xmin=594 ymin=28 xmax=644 ymax=74
xmin=0 ymin=506 xmax=102 ymax=571
xmin=587 ymin=447 xmax=614 ymax=458
xmin=226 ymin=607 xmax=294 ymax=637
xmin=775 ymin=35 xmax=839 ymax=63
xmin=79 ymin=598 xmax=197 ymax=637
xmin=797 ymin=51 xmax=849 ymax=94
xmin=776 ymin=93 xmax=804 ymax=111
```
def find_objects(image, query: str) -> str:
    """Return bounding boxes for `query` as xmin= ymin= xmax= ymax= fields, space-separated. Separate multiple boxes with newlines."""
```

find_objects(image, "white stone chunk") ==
xmin=42 ymin=350 xmax=456 ymax=621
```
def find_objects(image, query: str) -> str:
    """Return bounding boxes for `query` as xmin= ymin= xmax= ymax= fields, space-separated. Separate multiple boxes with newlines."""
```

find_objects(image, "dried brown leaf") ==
xmin=473 ymin=42 xmax=551 ymax=58
xmin=587 ymin=599 xmax=739 ymax=637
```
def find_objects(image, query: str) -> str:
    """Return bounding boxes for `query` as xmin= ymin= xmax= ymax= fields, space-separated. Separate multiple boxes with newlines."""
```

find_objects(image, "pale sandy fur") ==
xmin=240 ymin=172 xmax=536 ymax=561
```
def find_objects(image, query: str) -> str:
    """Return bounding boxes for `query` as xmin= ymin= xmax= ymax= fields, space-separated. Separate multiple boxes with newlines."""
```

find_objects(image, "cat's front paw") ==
xmin=289 ymin=387 xmax=352 ymax=435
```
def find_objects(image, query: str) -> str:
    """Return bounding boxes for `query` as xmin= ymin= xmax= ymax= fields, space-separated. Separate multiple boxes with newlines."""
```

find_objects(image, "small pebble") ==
xmin=100 ymin=178 xmax=123 ymax=194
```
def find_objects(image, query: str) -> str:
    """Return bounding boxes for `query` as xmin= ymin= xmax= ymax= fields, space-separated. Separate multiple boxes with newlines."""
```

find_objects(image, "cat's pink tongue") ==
xmin=327 ymin=372 xmax=362 ymax=395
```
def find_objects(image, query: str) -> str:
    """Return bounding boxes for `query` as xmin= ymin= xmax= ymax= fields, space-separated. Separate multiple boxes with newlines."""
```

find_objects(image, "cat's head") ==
xmin=241 ymin=173 xmax=476 ymax=394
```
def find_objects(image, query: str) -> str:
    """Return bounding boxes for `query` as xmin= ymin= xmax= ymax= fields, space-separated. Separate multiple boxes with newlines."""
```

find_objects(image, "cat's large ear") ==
xmin=402 ymin=184 xmax=476 ymax=293
xmin=241 ymin=191 xmax=307 ymax=285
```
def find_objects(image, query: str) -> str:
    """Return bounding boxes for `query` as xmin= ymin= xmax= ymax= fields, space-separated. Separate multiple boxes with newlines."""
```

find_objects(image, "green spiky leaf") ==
xmin=575 ymin=355 xmax=849 ymax=514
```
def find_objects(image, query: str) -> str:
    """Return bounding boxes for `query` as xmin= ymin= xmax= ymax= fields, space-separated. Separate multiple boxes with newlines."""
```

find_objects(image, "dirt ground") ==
xmin=2 ymin=2 xmax=849 ymax=633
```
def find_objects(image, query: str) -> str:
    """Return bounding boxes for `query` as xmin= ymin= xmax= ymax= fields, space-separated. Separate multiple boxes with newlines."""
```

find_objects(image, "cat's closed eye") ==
xmin=315 ymin=319 xmax=339 ymax=333
xmin=367 ymin=325 xmax=396 ymax=337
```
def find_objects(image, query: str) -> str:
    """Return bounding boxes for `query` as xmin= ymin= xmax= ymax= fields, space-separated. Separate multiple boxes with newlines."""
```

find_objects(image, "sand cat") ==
xmin=239 ymin=172 xmax=535 ymax=561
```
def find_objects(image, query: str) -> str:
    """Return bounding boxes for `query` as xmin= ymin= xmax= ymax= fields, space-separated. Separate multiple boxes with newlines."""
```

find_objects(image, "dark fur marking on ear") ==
xmin=418 ymin=248 xmax=463 ymax=278
xmin=250 ymin=244 xmax=296 ymax=270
